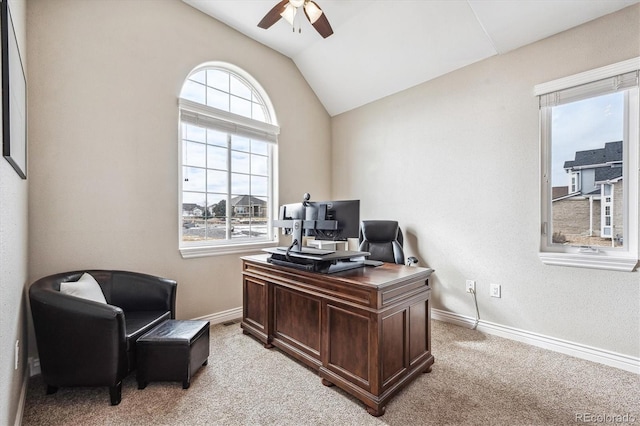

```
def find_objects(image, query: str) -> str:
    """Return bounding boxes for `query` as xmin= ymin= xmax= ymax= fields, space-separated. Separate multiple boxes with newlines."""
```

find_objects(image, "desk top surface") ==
xmin=242 ymin=254 xmax=433 ymax=289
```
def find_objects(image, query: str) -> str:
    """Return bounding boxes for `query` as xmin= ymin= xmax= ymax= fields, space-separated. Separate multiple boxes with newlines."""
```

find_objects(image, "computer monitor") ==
xmin=304 ymin=199 xmax=360 ymax=241
xmin=274 ymin=196 xmax=360 ymax=251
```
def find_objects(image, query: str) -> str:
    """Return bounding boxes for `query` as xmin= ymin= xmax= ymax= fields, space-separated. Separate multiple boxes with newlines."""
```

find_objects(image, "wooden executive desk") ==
xmin=240 ymin=254 xmax=434 ymax=416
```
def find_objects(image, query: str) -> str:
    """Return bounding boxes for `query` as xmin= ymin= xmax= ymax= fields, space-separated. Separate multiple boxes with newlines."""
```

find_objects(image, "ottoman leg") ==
xmin=202 ymin=359 xmax=208 ymax=366
xmin=138 ymin=380 xmax=148 ymax=390
xmin=109 ymin=381 xmax=122 ymax=406
xmin=182 ymin=380 xmax=190 ymax=390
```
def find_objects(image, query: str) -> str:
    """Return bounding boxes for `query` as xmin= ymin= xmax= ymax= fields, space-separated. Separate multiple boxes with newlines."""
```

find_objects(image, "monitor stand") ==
xmin=264 ymin=248 xmax=371 ymax=274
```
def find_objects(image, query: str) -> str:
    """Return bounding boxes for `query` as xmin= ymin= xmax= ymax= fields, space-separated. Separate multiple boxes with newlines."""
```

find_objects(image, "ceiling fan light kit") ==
xmin=280 ymin=3 xmax=297 ymax=26
xmin=258 ymin=0 xmax=333 ymax=38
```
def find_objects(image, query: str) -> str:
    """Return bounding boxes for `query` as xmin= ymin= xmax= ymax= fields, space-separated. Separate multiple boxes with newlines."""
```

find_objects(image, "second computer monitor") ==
xmin=304 ymin=199 xmax=360 ymax=241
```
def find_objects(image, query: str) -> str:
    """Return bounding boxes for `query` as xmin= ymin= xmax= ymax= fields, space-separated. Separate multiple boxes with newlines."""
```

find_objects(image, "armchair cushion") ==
xmin=59 ymin=272 xmax=107 ymax=304
xmin=124 ymin=311 xmax=172 ymax=351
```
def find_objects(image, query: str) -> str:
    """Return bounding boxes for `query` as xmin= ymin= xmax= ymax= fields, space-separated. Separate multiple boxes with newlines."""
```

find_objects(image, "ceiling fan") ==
xmin=258 ymin=0 xmax=334 ymax=39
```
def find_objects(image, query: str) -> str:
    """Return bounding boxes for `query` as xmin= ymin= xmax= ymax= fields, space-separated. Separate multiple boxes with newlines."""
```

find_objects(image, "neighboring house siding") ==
xmin=613 ymin=182 xmax=624 ymax=239
xmin=580 ymin=168 xmax=597 ymax=194
xmin=553 ymin=197 xmax=601 ymax=237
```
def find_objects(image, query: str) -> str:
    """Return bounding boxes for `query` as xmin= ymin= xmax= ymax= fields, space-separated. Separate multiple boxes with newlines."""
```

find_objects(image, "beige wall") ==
xmin=0 ymin=0 xmax=28 ymax=423
xmin=27 ymin=0 xmax=331 ymax=327
xmin=331 ymin=5 xmax=640 ymax=357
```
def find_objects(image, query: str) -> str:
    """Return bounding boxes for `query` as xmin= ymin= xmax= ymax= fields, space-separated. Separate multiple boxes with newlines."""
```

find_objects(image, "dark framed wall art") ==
xmin=1 ymin=0 xmax=26 ymax=179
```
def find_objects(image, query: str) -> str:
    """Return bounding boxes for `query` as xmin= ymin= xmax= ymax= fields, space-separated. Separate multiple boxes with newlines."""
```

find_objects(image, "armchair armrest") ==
xmin=29 ymin=288 xmax=128 ymax=387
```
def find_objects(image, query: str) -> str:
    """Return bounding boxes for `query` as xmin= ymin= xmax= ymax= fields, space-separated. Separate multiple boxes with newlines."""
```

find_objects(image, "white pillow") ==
xmin=60 ymin=273 xmax=107 ymax=304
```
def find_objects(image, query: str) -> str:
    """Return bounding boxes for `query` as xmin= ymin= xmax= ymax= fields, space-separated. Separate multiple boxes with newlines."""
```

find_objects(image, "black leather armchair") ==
xmin=358 ymin=220 xmax=418 ymax=265
xmin=29 ymin=270 xmax=177 ymax=405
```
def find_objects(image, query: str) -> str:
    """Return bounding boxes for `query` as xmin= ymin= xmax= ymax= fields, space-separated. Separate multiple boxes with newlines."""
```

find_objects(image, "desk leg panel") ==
xmin=273 ymin=285 xmax=322 ymax=360
xmin=241 ymin=277 xmax=271 ymax=347
xmin=325 ymin=303 xmax=371 ymax=389
xmin=409 ymin=298 xmax=430 ymax=366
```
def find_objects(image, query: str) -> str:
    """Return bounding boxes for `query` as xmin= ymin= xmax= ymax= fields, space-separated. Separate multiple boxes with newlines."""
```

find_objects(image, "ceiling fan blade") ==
xmin=303 ymin=1 xmax=333 ymax=38
xmin=258 ymin=0 xmax=290 ymax=29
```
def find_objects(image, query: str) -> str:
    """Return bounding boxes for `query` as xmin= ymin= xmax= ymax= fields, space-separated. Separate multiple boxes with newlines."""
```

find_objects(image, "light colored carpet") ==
xmin=22 ymin=320 xmax=639 ymax=425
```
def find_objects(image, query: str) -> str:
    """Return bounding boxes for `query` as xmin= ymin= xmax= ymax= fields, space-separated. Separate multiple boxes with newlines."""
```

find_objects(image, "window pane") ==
xmin=182 ymin=167 xmax=205 ymax=192
xmin=207 ymin=170 xmax=228 ymax=193
xmin=207 ymin=87 xmax=229 ymax=111
xmin=232 ymin=151 xmax=250 ymax=174
xmin=252 ymin=102 xmax=266 ymax=122
xmin=231 ymin=173 xmax=250 ymax=195
xmin=189 ymin=71 xmax=206 ymax=84
xmin=230 ymin=75 xmax=252 ymax=100
xmin=183 ymin=141 xmax=206 ymax=167
xmin=181 ymin=80 xmax=206 ymax=104
xmin=251 ymin=196 xmax=268 ymax=218
xmin=230 ymin=95 xmax=252 ymax=118
xmin=251 ymin=154 xmax=268 ymax=176
xmin=251 ymin=140 xmax=268 ymax=155
xmin=232 ymin=135 xmax=250 ymax=152
xmin=184 ymin=124 xmax=206 ymax=143
xmin=182 ymin=192 xmax=206 ymax=208
xmin=182 ymin=192 xmax=206 ymax=242
xmin=251 ymin=175 xmax=268 ymax=197
xmin=550 ymin=92 xmax=624 ymax=248
xmin=207 ymin=69 xmax=229 ymax=92
xmin=207 ymin=129 xmax=227 ymax=147
xmin=249 ymin=196 xmax=269 ymax=239
xmin=205 ymin=193 xmax=227 ymax=241
xmin=208 ymin=193 xmax=227 ymax=219
xmin=207 ymin=146 xmax=227 ymax=171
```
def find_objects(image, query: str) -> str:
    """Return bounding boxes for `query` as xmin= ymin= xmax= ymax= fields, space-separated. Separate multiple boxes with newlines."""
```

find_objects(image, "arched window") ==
xmin=178 ymin=62 xmax=279 ymax=258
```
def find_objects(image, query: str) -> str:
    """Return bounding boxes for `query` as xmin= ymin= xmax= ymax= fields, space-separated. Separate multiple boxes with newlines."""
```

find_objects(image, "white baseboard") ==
xmin=192 ymin=306 xmax=242 ymax=325
xmin=432 ymin=308 xmax=640 ymax=374
xmin=15 ymin=367 xmax=28 ymax=426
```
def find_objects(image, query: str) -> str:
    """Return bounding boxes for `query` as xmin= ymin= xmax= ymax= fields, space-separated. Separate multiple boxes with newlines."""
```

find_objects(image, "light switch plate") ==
xmin=490 ymin=283 xmax=501 ymax=298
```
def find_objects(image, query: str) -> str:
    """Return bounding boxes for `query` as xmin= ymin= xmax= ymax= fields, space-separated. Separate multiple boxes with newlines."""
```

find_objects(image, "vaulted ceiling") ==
xmin=183 ymin=0 xmax=638 ymax=116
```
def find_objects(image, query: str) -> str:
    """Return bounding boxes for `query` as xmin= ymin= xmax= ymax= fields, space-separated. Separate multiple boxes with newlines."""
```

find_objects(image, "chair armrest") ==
xmin=29 ymin=288 xmax=128 ymax=386
xmin=109 ymin=271 xmax=177 ymax=318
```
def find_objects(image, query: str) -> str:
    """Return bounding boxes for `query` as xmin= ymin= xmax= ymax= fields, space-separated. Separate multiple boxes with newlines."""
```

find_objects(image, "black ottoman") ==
xmin=136 ymin=320 xmax=210 ymax=389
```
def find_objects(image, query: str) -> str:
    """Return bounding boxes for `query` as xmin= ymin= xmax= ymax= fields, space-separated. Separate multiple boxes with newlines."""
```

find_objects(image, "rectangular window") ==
xmin=180 ymin=122 xmax=273 ymax=248
xmin=537 ymin=58 xmax=639 ymax=271
xmin=569 ymin=171 xmax=580 ymax=193
xmin=178 ymin=97 xmax=279 ymax=258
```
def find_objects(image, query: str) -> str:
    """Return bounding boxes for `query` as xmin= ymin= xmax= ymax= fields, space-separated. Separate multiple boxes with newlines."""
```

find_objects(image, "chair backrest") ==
xmin=358 ymin=220 xmax=405 ymax=264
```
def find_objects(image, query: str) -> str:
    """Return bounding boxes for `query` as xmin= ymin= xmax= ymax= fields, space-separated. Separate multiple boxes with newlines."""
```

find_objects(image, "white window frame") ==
xmin=178 ymin=62 xmax=280 ymax=259
xmin=569 ymin=171 xmax=581 ymax=193
xmin=536 ymin=57 xmax=639 ymax=272
xmin=601 ymin=184 xmax=613 ymax=239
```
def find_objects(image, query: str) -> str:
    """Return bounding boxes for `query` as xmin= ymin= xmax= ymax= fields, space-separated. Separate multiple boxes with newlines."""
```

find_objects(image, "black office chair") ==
xmin=358 ymin=220 xmax=418 ymax=265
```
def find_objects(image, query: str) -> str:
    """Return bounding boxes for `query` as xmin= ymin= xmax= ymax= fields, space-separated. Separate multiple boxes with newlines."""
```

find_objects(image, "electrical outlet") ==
xmin=490 ymin=283 xmax=501 ymax=298
xmin=28 ymin=357 xmax=41 ymax=376
xmin=466 ymin=280 xmax=476 ymax=293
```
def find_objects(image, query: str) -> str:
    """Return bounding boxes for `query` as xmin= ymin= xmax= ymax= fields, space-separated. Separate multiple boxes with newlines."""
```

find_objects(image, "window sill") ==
xmin=539 ymin=252 xmax=638 ymax=272
xmin=180 ymin=240 xmax=278 ymax=259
